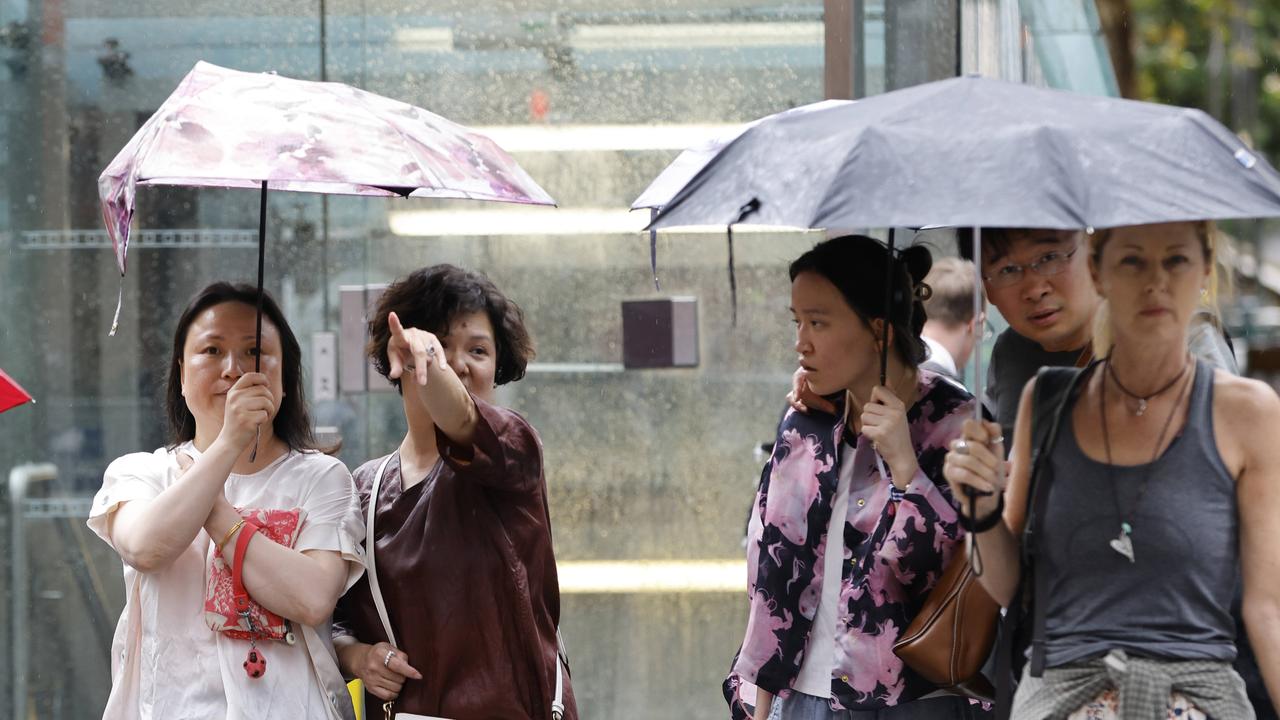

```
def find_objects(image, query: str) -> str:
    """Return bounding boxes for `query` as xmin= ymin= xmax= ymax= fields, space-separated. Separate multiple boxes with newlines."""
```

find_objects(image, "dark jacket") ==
xmin=334 ymin=397 xmax=575 ymax=720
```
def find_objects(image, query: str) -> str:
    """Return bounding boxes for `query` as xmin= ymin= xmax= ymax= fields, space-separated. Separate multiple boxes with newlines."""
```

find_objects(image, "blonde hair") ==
xmin=1089 ymin=221 xmax=1226 ymax=357
xmin=922 ymin=257 xmax=983 ymax=326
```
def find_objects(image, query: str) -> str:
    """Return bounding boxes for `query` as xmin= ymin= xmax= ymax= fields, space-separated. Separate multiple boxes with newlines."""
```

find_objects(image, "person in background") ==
xmin=920 ymin=256 xmax=987 ymax=384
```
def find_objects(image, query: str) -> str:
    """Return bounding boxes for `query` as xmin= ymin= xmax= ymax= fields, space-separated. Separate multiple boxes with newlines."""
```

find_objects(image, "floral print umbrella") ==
xmin=99 ymin=60 xmax=556 ymax=333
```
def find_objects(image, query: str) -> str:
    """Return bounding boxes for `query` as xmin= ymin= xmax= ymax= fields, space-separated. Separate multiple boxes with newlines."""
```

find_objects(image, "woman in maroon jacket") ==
xmin=333 ymin=264 xmax=574 ymax=720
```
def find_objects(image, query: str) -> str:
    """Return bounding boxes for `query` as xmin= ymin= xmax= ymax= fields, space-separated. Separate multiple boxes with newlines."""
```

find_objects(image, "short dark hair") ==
xmin=367 ymin=264 xmax=534 ymax=390
xmin=165 ymin=282 xmax=320 ymax=451
xmin=789 ymin=235 xmax=932 ymax=367
xmin=955 ymin=227 xmax=1016 ymax=264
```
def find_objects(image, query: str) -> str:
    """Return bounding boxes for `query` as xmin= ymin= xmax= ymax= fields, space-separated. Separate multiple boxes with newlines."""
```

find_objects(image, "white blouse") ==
xmin=88 ymin=443 xmax=366 ymax=720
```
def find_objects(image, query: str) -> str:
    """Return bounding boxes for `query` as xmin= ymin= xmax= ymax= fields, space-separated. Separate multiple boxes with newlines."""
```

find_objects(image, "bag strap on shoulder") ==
xmin=1024 ymin=365 xmax=1088 ymax=677
xmin=993 ymin=364 xmax=1090 ymax=719
xmin=366 ymin=455 xmax=397 ymax=648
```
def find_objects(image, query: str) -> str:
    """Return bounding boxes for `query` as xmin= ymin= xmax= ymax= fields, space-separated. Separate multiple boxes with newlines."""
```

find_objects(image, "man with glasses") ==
xmin=958 ymin=228 xmax=1098 ymax=444
xmin=920 ymin=257 xmax=988 ymax=385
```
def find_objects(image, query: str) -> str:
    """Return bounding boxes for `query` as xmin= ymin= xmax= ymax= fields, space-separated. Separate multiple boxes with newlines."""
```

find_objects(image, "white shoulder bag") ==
xmin=366 ymin=455 xmax=566 ymax=720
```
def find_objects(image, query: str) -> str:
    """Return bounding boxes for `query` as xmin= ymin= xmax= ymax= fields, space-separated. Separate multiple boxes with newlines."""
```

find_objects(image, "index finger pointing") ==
xmin=386 ymin=313 xmax=410 ymax=379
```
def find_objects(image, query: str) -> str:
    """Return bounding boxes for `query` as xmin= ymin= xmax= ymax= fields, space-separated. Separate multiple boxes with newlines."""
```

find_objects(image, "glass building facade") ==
xmin=0 ymin=1 xmax=1112 ymax=717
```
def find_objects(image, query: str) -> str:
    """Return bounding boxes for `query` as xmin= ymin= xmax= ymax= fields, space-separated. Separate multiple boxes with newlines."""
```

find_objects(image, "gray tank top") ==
xmin=1042 ymin=360 xmax=1238 ymax=667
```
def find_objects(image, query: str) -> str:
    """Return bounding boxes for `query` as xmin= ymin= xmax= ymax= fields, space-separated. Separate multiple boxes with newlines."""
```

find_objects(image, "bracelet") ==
xmin=957 ymin=491 xmax=1005 ymax=533
xmin=217 ymin=518 xmax=246 ymax=554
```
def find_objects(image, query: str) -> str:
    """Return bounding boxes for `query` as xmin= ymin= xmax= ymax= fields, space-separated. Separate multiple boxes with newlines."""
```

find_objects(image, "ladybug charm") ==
xmin=244 ymin=648 xmax=266 ymax=678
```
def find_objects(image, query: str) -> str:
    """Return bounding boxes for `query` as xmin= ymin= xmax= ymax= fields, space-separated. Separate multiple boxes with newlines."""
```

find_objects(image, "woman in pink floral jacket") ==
xmin=726 ymin=236 xmax=984 ymax=720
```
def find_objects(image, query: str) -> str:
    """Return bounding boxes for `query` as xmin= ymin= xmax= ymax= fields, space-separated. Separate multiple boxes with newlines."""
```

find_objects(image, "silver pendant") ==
xmin=1135 ymin=399 xmax=1147 ymax=416
xmin=1109 ymin=522 xmax=1135 ymax=563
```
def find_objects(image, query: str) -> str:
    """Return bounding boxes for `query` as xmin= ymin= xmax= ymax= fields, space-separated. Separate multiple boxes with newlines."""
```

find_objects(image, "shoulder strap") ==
xmin=1024 ymin=365 xmax=1091 ymax=676
xmin=366 ymin=455 xmax=397 ymax=648
xmin=993 ymin=365 xmax=1090 ymax=720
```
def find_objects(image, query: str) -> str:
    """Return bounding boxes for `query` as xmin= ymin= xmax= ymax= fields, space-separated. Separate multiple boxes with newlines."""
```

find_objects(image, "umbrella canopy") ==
xmin=100 ymin=60 xmax=556 ymax=277
xmin=99 ymin=61 xmax=556 ymax=460
xmin=650 ymin=74 xmax=1280 ymax=232
xmin=630 ymin=99 xmax=854 ymax=212
xmin=0 ymin=368 xmax=34 ymax=414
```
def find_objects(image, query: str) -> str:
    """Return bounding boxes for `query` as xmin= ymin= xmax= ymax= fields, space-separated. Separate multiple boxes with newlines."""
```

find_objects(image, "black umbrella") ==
xmin=648 ymin=75 xmax=1280 ymax=421
xmin=650 ymin=74 xmax=1280 ymax=232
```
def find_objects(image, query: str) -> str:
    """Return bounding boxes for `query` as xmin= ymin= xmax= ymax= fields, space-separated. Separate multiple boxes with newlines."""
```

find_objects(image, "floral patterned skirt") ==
xmin=1067 ymin=688 xmax=1206 ymax=719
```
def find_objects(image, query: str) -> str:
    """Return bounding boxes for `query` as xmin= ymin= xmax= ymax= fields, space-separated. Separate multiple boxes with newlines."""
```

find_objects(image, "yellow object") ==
xmin=348 ymin=678 xmax=365 ymax=720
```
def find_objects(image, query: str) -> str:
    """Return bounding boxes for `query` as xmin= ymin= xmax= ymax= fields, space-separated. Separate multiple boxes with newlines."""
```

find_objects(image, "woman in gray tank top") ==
xmin=941 ymin=221 xmax=1280 ymax=719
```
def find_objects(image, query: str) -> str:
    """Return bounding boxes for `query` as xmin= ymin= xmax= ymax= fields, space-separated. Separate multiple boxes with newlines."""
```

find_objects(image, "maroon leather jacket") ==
xmin=334 ymin=398 xmax=575 ymax=720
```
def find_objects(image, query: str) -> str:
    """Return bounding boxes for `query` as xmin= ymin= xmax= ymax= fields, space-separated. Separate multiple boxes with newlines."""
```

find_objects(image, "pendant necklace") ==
xmin=1106 ymin=356 xmax=1186 ymax=416
xmin=1099 ymin=354 xmax=1192 ymax=563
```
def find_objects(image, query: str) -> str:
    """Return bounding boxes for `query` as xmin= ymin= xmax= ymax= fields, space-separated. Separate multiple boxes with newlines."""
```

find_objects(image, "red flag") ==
xmin=0 ymin=368 xmax=34 ymax=414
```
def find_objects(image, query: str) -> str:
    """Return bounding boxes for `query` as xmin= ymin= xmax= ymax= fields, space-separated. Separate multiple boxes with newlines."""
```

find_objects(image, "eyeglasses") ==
xmin=984 ymin=246 xmax=1078 ymax=289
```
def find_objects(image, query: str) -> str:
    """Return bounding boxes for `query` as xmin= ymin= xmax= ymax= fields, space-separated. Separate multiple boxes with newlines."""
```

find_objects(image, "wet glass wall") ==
xmin=0 ymin=1 xmax=1069 ymax=716
xmin=1 ymin=1 xmax=829 ymax=718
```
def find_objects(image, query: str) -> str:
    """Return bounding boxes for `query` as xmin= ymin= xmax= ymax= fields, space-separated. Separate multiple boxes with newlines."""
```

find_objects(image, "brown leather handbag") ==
xmin=892 ymin=549 xmax=999 ymax=701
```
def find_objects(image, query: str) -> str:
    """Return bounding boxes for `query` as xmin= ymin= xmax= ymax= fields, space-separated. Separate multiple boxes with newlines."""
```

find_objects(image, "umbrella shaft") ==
xmin=972 ymin=227 xmax=983 ymax=422
xmin=254 ymin=181 xmax=267 ymax=373
xmin=880 ymin=229 xmax=895 ymax=387
xmin=249 ymin=180 xmax=268 ymax=462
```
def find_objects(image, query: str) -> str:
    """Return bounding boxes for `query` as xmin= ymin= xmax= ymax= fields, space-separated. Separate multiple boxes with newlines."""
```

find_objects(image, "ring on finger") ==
xmin=952 ymin=439 xmax=970 ymax=456
xmin=383 ymin=649 xmax=396 ymax=668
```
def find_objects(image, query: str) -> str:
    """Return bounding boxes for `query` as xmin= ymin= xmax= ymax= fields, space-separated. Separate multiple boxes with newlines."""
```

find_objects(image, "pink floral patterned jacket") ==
xmin=725 ymin=370 xmax=976 ymax=717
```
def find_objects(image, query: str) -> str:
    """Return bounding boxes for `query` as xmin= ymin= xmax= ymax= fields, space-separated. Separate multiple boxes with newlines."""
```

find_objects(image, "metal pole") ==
xmin=10 ymin=463 xmax=57 ymax=720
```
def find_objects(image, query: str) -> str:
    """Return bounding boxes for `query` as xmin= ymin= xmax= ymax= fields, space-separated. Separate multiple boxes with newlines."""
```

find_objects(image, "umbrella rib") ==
xmin=340 ymin=91 xmax=450 ymax=194
xmin=133 ymin=75 xmax=227 ymax=184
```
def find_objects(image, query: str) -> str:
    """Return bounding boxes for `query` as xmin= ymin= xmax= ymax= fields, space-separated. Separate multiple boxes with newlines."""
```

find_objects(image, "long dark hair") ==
xmin=789 ymin=234 xmax=932 ymax=367
xmin=165 ymin=282 xmax=320 ymax=451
